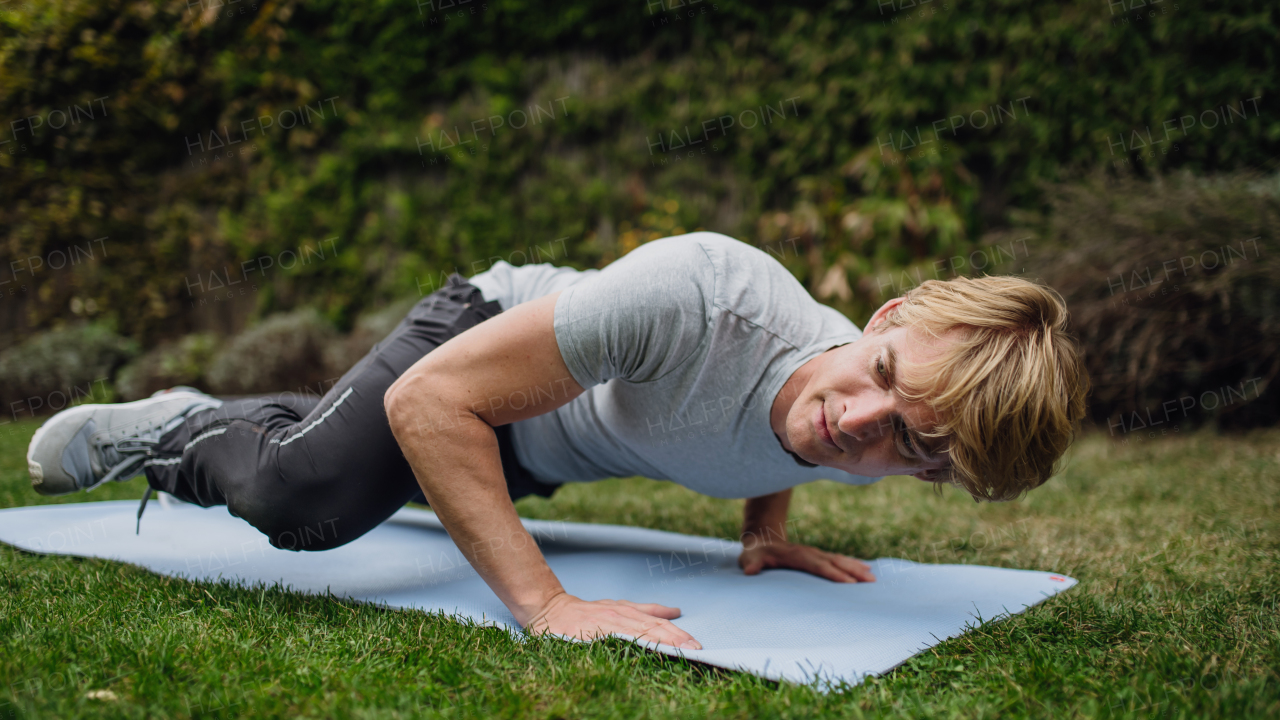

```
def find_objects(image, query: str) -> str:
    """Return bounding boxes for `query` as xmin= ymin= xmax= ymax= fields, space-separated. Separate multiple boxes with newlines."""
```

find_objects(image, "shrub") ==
xmin=115 ymin=333 xmax=220 ymax=401
xmin=322 ymin=296 xmax=419 ymax=379
xmin=1016 ymin=171 xmax=1280 ymax=432
xmin=205 ymin=309 xmax=339 ymax=396
xmin=0 ymin=324 xmax=137 ymax=418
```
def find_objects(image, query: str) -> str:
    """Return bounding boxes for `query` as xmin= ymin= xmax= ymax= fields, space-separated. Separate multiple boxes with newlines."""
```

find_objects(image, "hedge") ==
xmin=2 ymin=0 xmax=1275 ymax=341
xmin=1 ymin=0 xmax=1277 ymax=426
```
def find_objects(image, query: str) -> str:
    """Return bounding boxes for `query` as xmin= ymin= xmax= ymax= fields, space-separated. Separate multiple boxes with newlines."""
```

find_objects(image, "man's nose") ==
xmin=838 ymin=398 xmax=895 ymax=443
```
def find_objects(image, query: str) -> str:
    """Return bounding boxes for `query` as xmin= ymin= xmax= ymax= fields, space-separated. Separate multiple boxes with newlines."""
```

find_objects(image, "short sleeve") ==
xmin=553 ymin=238 xmax=713 ymax=389
xmin=470 ymin=259 xmax=596 ymax=311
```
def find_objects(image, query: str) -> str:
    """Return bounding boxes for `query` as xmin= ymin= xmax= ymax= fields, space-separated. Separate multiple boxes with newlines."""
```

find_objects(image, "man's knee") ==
xmin=226 ymin=471 xmax=356 ymax=552
xmin=262 ymin=515 xmax=346 ymax=552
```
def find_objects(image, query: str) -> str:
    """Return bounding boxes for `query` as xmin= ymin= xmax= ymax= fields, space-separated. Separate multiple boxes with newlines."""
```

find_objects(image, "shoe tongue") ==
xmin=83 ymin=419 xmax=129 ymax=477
xmin=94 ymin=435 xmax=125 ymax=474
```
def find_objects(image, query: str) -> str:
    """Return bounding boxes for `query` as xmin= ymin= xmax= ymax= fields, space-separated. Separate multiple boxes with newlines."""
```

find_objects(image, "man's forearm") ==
xmin=742 ymin=488 xmax=792 ymax=548
xmin=387 ymin=389 xmax=566 ymax=626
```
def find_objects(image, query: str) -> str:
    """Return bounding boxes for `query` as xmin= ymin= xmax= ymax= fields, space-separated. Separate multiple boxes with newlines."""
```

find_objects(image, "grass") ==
xmin=0 ymin=417 xmax=1277 ymax=719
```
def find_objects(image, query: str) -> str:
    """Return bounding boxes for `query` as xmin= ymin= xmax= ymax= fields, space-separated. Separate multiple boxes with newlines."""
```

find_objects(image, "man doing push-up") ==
xmin=25 ymin=231 xmax=1089 ymax=650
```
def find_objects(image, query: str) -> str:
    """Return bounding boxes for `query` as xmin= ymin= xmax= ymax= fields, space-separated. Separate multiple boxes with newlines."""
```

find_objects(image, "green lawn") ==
xmin=0 ymin=417 xmax=1277 ymax=719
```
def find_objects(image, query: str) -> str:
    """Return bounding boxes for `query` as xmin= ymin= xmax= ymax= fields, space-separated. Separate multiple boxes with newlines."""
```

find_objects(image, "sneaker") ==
xmin=150 ymin=386 xmax=204 ymax=397
xmin=26 ymin=390 xmax=224 ymax=496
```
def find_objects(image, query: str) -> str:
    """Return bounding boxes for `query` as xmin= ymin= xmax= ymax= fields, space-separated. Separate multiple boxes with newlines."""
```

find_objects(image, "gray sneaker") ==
xmin=26 ymin=390 xmax=224 ymax=496
xmin=150 ymin=386 xmax=204 ymax=397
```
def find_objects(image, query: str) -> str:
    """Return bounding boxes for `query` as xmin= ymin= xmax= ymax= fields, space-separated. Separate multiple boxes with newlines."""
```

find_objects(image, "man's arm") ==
xmin=384 ymin=290 xmax=701 ymax=649
xmin=742 ymin=488 xmax=794 ymax=550
xmin=738 ymin=488 xmax=877 ymax=582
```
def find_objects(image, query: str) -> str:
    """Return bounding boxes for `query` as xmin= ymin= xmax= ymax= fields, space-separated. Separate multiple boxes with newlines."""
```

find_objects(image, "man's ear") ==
xmin=867 ymin=296 xmax=906 ymax=332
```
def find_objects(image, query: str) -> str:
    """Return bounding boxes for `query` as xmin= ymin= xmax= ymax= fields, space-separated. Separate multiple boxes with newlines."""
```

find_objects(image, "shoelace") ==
xmin=85 ymin=435 xmax=161 ymax=535
xmin=86 ymin=435 xmax=164 ymax=492
xmin=85 ymin=398 xmax=222 ymax=534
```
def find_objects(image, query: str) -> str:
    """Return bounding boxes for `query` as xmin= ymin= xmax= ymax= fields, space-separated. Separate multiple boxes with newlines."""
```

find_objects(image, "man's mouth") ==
xmin=814 ymin=402 xmax=838 ymax=451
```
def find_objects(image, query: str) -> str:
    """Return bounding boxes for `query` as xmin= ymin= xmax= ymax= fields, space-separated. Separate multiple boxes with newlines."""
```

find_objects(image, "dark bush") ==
xmin=0 ymin=323 xmax=137 ymax=418
xmin=205 ymin=309 xmax=339 ymax=396
xmin=114 ymin=297 xmax=416 ymax=400
xmin=322 ymin=296 xmax=419 ymax=379
xmin=1016 ymin=171 xmax=1279 ymax=433
xmin=115 ymin=333 xmax=220 ymax=401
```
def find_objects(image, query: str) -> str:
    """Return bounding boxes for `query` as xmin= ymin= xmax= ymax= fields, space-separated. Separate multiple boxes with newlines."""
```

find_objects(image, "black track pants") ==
xmin=142 ymin=275 xmax=560 ymax=551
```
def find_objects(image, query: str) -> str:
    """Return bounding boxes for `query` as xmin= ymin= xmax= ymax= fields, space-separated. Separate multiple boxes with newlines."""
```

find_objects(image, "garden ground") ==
xmin=0 ymin=418 xmax=1277 ymax=719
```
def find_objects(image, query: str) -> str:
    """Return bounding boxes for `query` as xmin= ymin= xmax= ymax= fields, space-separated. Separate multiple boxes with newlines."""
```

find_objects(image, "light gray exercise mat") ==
xmin=0 ymin=499 xmax=1076 ymax=689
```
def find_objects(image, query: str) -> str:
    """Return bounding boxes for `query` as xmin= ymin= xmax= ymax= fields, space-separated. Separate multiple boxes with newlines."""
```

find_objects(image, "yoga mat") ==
xmin=0 ymin=499 xmax=1076 ymax=689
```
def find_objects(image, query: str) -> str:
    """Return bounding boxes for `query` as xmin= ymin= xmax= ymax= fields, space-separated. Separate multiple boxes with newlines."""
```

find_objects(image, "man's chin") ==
xmin=796 ymin=440 xmax=830 ymax=467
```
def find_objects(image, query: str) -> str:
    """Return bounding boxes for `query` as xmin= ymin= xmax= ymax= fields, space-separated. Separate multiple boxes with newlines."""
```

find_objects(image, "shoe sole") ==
xmin=27 ymin=391 xmax=221 ymax=496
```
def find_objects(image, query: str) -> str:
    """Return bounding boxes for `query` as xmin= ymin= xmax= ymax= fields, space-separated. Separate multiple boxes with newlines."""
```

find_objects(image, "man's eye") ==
xmin=876 ymin=356 xmax=886 ymax=379
xmin=900 ymin=424 xmax=917 ymax=458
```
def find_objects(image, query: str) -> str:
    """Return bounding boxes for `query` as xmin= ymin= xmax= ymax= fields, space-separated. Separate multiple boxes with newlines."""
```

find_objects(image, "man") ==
xmin=25 ymin=231 xmax=1089 ymax=651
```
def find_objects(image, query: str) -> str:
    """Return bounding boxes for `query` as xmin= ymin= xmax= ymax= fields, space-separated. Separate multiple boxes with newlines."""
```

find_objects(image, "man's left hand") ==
xmin=738 ymin=541 xmax=876 ymax=583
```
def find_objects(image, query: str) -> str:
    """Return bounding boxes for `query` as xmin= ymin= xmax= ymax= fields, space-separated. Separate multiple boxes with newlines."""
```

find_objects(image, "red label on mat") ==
xmin=1049 ymin=576 xmax=1066 ymax=582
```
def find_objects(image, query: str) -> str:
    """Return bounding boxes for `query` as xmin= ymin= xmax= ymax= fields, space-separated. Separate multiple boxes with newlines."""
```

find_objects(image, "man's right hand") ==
xmin=525 ymin=592 xmax=703 ymax=650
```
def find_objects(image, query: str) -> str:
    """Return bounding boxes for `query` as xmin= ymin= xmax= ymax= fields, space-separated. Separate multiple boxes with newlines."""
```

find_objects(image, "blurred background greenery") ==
xmin=0 ymin=0 xmax=1276 ymax=430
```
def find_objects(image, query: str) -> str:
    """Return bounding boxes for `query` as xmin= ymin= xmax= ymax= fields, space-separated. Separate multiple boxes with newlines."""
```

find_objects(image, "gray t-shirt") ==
xmin=468 ymin=231 xmax=883 ymax=499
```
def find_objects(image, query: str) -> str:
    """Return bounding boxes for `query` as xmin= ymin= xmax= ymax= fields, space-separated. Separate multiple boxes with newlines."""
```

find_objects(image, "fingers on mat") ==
xmin=623 ymin=601 xmax=682 ymax=618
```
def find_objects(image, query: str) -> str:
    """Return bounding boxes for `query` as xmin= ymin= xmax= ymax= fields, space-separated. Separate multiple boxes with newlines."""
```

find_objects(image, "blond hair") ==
xmin=877 ymin=275 xmax=1090 ymax=502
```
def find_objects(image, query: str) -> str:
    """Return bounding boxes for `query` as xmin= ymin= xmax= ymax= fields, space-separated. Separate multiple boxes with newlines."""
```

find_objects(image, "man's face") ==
xmin=783 ymin=305 xmax=953 ymax=480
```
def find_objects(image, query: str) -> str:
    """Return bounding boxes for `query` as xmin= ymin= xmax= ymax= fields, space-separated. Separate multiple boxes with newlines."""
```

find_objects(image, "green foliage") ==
xmin=0 ymin=323 xmax=136 ymax=417
xmin=114 ymin=332 xmax=219 ymax=400
xmin=204 ymin=307 xmax=338 ymax=394
xmin=1 ymin=0 xmax=1275 ymax=344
